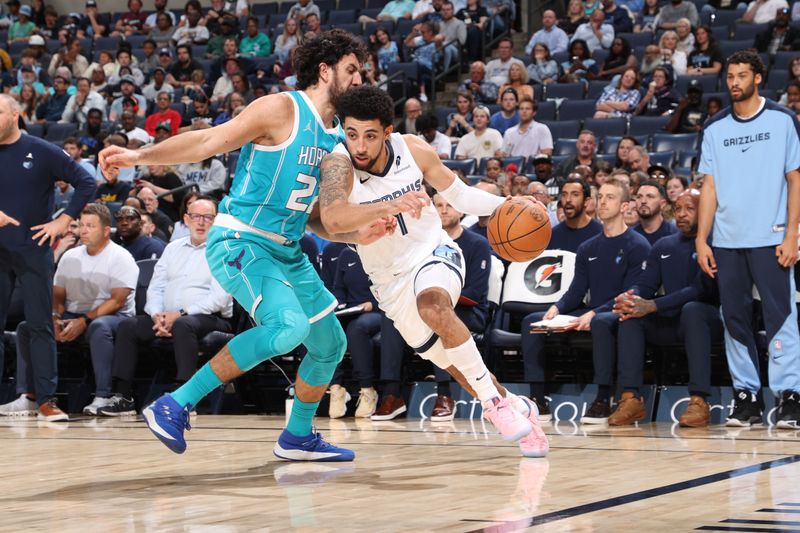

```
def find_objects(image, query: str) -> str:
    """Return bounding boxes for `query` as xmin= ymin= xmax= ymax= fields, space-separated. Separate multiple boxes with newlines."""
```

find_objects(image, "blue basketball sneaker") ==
xmin=273 ymin=430 xmax=355 ymax=462
xmin=142 ymin=394 xmax=192 ymax=454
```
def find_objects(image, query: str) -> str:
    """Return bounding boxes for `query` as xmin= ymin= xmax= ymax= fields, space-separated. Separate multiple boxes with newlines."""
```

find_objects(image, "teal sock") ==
xmin=171 ymin=363 xmax=222 ymax=408
xmin=286 ymin=397 xmax=320 ymax=438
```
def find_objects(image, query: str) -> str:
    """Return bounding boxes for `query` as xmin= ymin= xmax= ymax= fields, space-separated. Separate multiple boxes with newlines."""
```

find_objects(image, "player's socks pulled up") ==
xmin=286 ymin=397 xmax=320 ymax=438
xmin=445 ymin=337 xmax=499 ymax=402
xmin=171 ymin=362 xmax=222 ymax=409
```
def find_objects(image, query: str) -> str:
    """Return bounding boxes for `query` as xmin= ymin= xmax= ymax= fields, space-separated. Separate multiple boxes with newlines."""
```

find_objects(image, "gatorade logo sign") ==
xmin=503 ymin=250 xmax=576 ymax=305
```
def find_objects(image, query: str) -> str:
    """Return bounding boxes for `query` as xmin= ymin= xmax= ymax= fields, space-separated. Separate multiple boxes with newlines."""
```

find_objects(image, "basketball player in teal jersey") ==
xmin=100 ymin=30 xmax=428 ymax=460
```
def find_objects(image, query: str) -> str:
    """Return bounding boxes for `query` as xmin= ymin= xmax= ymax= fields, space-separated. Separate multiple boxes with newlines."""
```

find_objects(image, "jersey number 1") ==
xmin=286 ymin=173 xmax=317 ymax=213
xmin=394 ymin=213 xmax=408 ymax=235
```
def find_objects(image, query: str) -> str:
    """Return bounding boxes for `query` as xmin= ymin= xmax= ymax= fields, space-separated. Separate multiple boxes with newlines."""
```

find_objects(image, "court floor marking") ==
xmin=461 ymin=454 xmax=800 ymax=533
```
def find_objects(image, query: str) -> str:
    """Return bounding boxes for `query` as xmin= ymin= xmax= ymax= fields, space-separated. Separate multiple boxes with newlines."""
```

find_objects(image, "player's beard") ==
xmin=327 ymin=69 xmax=347 ymax=109
xmin=730 ymin=81 xmax=756 ymax=102
xmin=351 ymin=150 xmax=382 ymax=172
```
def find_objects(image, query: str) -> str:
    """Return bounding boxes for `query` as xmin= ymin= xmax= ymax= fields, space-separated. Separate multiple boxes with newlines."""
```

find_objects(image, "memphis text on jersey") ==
xmin=359 ymin=177 xmax=424 ymax=204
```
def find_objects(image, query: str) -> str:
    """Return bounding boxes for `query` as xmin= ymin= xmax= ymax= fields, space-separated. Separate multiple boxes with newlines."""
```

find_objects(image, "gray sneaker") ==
xmin=0 ymin=394 xmax=38 ymax=417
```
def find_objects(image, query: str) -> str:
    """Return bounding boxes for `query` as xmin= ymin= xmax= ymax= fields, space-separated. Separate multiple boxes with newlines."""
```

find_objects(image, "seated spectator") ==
xmin=37 ymin=7 xmax=60 ymax=41
xmin=207 ymin=18 xmax=240 ymax=59
xmin=666 ymin=79 xmax=707 ymax=132
xmin=780 ymin=79 xmax=800 ymax=113
xmin=467 ymin=180 xmax=503 ymax=239
xmin=612 ymin=190 xmax=721 ymax=427
xmin=176 ymin=156 xmax=227 ymax=195
xmin=594 ymin=67 xmax=641 ymax=118
xmin=687 ymin=25 xmax=724 ymax=76
xmin=211 ymin=58 xmax=242 ymax=103
xmin=53 ymin=218 xmax=81 ymax=264
xmin=112 ymin=0 xmax=147 ymax=36
xmin=36 ymin=75 xmax=71 ymax=124
xmin=631 ymin=179 xmax=677 ymax=245
xmin=428 ymin=192 xmax=493 ymax=419
xmin=29 ymin=203 xmax=138 ymax=415
xmin=172 ymin=10 xmax=209 ymax=46
xmin=371 ymin=28 xmax=400 ymax=74
xmin=627 ymin=145 xmax=651 ymax=173
xmin=444 ymin=91 xmax=474 ymax=138
xmin=459 ymin=61 xmax=499 ymax=104
xmin=439 ymin=1 xmax=466 ymax=72
xmin=99 ymin=197 xmax=233 ymax=416
xmin=528 ymin=43 xmax=560 ymax=85
xmin=520 ymin=178 xmax=650 ymax=421
xmin=8 ymin=4 xmax=34 ymax=43
xmin=63 ymin=135 xmax=95 ymax=176
xmin=286 ymin=0 xmax=320 ymax=23
xmin=571 ymin=9 xmax=614 ymax=54
xmin=404 ymin=20 xmax=444 ymax=102
xmin=455 ymin=104 xmax=503 ymax=160
xmin=303 ymin=12 xmax=323 ymax=40
xmin=594 ymin=160 xmax=613 ymax=185
xmin=95 ymin=165 xmax=131 ymax=203
xmin=484 ymin=157 xmax=504 ymax=182
xmin=416 ymin=113 xmax=452 ymax=159
xmin=274 ymin=18 xmax=302 ymax=64
xmin=635 ymin=66 xmax=681 ymax=115
xmin=147 ymin=12 xmax=175 ymax=48
xmin=489 ymin=87 xmax=520 ymax=135
xmin=634 ymin=0 xmax=660 ymax=32
xmin=60 ymin=77 xmax=106 ymax=125
xmin=182 ymin=69 xmax=211 ymax=101
xmin=137 ymin=165 xmax=184 ymax=221
xmin=532 ymin=153 xmax=557 ymax=186
xmin=497 ymin=62 xmax=534 ymax=103
xmin=556 ymin=129 xmax=600 ymax=177
xmin=755 ymin=7 xmax=799 ymax=54
xmin=48 ymin=38 xmax=89 ymax=81
xmin=77 ymin=108 xmax=106 ymax=159
xmin=550 ymin=178 xmax=603 ymax=252
xmin=614 ymin=135 xmax=641 ymax=169
xmin=142 ymin=67 xmax=174 ymax=106
xmin=169 ymin=191 xmax=201 ymax=241
xmin=560 ymin=38 xmax=598 ymax=83
xmin=17 ymin=82 xmax=42 ymax=124
xmin=395 ymin=97 xmax=423 ymax=134
xmin=138 ymin=186 xmax=174 ymax=238
xmin=484 ymin=0 xmax=515 ymax=36
xmin=497 ymin=97 xmax=553 ymax=158
xmin=179 ymin=93 xmax=216 ymax=133
xmin=214 ymin=92 xmax=246 ymax=126
xmin=666 ymin=174 xmax=689 ymax=203
xmin=205 ymin=0 xmax=249 ymax=32
xmin=655 ymin=0 xmax=699 ymax=29
xmin=560 ymin=0 xmax=588 ymax=36
xmin=327 ymin=247 xmax=382 ymax=419
xmin=598 ymin=37 xmax=638 ymax=80
xmin=456 ymin=0 xmax=490 ymax=62
xmin=743 ymin=0 xmax=789 ymax=24
xmin=360 ymin=0 xmax=414 ymax=23
xmin=107 ymin=48 xmax=145 ymax=87
xmin=706 ymin=95 xmax=723 ymax=116
xmin=119 ymin=110 xmax=152 ymax=147
xmin=78 ymin=0 xmax=108 ymax=39
xmin=114 ymin=205 xmax=167 ymax=260
xmin=659 ymin=30 xmax=688 ymax=76
xmin=603 ymin=0 xmax=633 ymax=34
xmin=485 ymin=37 xmax=525 ymax=86
xmin=526 ymin=9 xmax=569 ymax=55
xmin=108 ymin=76 xmax=147 ymax=121
xmin=240 ymin=16 xmax=272 ymax=58
xmin=675 ymin=18 xmax=695 ymax=55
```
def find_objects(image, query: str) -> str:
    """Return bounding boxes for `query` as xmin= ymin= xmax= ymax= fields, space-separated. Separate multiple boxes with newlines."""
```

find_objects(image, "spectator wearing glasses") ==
xmin=36 ymin=75 xmax=71 ymax=124
xmin=114 ymin=206 xmax=166 ymax=261
xmin=99 ymin=197 xmax=233 ymax=416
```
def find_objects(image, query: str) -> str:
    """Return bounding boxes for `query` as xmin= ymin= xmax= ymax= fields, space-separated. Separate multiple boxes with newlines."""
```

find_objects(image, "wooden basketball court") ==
xmin=4 ymin=415 xmax=800 ymax=531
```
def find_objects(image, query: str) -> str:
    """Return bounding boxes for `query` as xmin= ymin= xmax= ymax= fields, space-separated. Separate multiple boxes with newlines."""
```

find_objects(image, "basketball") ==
xmin=486 ymin=198 xmax=552 ymax=263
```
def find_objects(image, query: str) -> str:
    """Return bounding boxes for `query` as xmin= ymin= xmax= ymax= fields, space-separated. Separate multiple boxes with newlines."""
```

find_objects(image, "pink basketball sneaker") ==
xmin=483 ymin=397 xmax=532 ymax=441
xmin=516 ymin=396 xmax=549 ymax=458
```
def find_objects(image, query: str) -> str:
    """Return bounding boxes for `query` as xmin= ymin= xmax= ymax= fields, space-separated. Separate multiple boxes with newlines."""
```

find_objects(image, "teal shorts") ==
xmin=206 ymin=226 xmax=337 ymax=325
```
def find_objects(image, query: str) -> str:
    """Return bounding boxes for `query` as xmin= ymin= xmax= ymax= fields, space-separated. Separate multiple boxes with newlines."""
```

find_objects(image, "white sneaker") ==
xmin=83 ymin=396 xmax=115 ymax=416
xmin=328 ymin=385 xmax=351 ymax=419
xmin=0 ymin=394 xmax=38 ymax=417
xmin=355 ymin=387 xmax=378 ymax=418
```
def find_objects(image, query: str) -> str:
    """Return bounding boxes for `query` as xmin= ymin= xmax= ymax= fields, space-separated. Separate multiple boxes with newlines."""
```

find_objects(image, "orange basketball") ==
xmin=486 ymin=198 xmax=552 ymax=262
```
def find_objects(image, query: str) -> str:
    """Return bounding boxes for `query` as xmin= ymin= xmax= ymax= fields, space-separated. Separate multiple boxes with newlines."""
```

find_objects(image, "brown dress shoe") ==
xmin=431 ymin=394 xmax=456 ymax=422
xmin=37 ymin=398 xmax=69 ymax=422
xmin=608 ymin=392 xmax=646 ymax=426
xmin=371 ymin=394 xmax=406 ymax=421
xmin=679 ymin=395 xmax=710 ymax=427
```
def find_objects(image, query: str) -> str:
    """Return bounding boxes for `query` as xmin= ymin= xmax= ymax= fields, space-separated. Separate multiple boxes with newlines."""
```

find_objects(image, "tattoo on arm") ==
xmin=319 ymin=153 xmax=354 ymax=209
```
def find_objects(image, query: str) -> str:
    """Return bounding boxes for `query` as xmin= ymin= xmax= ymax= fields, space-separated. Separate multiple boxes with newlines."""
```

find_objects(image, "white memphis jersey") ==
xmin=333 ymin=133 xmax=450 ymax=285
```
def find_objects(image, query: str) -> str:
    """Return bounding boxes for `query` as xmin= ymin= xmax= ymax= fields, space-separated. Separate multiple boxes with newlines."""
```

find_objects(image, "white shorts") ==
xmin=372 ymin=243 xmax=466 ymax=367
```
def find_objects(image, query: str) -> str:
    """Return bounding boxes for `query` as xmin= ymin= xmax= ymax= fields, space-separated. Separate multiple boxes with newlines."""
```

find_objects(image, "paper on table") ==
xmin=530 ymin=314 xmax=579 ymax=333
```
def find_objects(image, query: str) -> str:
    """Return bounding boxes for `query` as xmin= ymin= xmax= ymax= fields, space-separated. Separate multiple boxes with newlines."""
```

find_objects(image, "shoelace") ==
xmin=159 ymin=403 xmax=191 ymax=430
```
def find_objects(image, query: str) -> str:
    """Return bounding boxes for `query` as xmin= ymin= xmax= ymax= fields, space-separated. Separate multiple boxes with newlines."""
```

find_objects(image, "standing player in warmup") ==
xmin=318 ymin=85 xmax=549 ymax=457
xmin=99 ymin=30 xmax=412 ymax=460
xmin=696 ymin=49 xmax=800 ymax=428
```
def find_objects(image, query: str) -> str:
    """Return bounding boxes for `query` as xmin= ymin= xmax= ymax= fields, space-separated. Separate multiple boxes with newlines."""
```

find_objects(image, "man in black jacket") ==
xmin=754 ymin=7 xmax=800 ymax=54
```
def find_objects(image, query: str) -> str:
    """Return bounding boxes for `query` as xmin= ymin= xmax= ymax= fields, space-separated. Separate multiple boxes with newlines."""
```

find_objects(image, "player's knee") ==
xmin=417 ymin=290 xmax=452 ymax=329
xmin=269 ymin=308 xmax=311 ymax=355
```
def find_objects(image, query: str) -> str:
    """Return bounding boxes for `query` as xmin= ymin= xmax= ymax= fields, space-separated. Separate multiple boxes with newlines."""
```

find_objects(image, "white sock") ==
xmin=444 ymin=337 xmax=499 ymax=402
xmin=505 ymin=392 xmax=528 ymax=415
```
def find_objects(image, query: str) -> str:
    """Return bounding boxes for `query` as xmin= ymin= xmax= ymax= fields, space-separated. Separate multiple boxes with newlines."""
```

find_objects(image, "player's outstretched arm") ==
xmin=405 ymin=134 xmax=504 ymax=216
xmin=98 ymin=94 xmax=293 ymax=171
xmin=318 ymin=152 xmax=429 ymax=234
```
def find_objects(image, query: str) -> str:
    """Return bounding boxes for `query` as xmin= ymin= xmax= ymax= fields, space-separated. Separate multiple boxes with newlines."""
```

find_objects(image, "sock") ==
xmin=531 ymin=382 xmax=546 ymax=402
xmin=286 ymin=397 xmax=320 ymax=438
xmin=171 ymin=362 xmax=222 ymax=408
xmin=597 ymin=385 xmax=612 ymax=403
xmin=445 ymin=337 xmax=499 ymax=402
xmin=437 ymin=380 xmax=451 ymax=396
xmin=504 ymin=391 xmax=529 ymax=415
xmin=383 ymin=381 xmax=401 ymax=396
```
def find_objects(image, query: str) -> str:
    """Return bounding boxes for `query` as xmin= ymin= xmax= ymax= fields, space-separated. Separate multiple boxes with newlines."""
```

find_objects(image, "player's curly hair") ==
xmin=727 ymin=49 xmax=765 ymax=78
xmin=293 ymin=29 xmax=368 ymax=91
xmin=336 ymin=85 xmax=395 ymax=127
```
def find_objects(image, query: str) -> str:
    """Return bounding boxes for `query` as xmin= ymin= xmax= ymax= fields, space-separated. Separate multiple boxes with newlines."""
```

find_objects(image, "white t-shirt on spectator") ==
xmin=424 ymin=131 xmax=453 ymax=158
xmin=485 ymin=57 xmax=526 ymax=88
xmin=172 ymin=24 xmax=210 ymax=45
xmin=747 ymin=0 xmax=789 ymax=23
xmin=501 ymin=121 xmax=553 ymax=158
xmin=54 ymin=241 xmax=139 ymax=316
xmin=455 ymin=128 xmax=504 ymax=160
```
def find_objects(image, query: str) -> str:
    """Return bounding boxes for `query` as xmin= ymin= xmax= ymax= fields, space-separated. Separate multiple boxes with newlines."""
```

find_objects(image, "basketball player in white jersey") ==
xmin=318 ymin=85 xmax=548 ymax=457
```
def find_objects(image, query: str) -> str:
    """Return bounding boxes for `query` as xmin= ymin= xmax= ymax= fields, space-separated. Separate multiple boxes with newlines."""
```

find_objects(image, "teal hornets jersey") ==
xmin=220 ymin=91 xmax=345 ymax=241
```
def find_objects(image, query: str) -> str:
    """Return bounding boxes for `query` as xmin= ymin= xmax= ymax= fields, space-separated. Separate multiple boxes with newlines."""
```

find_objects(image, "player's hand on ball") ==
xmin=508 ymin=194 xmax=548 ymax=211
xmin=357 ymin=216 xmax=396 ymax=245
xmin=386 ymin=191 xmax=430 ymax=219
xmin=99 ymin=145 xmax=141 ymax=173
